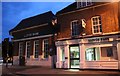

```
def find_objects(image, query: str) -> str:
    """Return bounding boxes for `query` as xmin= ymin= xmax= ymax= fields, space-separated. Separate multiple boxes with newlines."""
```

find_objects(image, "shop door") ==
xmin=69 ymin=45 xmax=80 ymax=68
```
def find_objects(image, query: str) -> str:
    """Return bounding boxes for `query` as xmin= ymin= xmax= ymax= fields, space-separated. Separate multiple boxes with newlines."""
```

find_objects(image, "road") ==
xmin=1 ymin=65 xmax=120 ymax=76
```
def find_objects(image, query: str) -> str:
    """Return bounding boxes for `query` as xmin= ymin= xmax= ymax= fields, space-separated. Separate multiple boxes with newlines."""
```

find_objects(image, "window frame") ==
xmin=107 ymin=47 xmax=113 ymax=57
xmin=26 ymin=41 xmax=31 ymax=59
xmin=91 ymin=16 xmax=102 ymax=34
xmin=70 ymin=20 xmax=79 ymax=37
xmin=77 ymin=0 xmax=93 ymax=8
xmin=42 ymin=39 xmax=49 ymax=59
xmin=85 ymin=47 xmax=100 ymax=61
xmin=19 ymin=42 xmax=24 ymax=57
xmin=33 ymin=40 xmax=39 ymax=59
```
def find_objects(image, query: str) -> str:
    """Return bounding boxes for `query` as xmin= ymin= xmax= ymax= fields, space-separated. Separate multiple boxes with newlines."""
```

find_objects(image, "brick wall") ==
xmin=57 ymin=2 xmax=119 ymax=39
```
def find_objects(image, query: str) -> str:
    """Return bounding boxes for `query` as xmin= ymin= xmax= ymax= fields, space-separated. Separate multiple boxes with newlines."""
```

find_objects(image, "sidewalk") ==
xmin=2 ymin=65 xmax=120 ymax=76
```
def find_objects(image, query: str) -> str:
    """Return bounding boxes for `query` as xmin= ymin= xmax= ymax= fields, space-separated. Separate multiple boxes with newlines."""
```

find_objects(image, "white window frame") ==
xmin=77 ymin=0 xmax=93 ymax=8
xmin=26 ymin=41 xmax=31 ymax=59
xmin=70 ymin=20 xmax=79 ymax=37
xmin=19 ymin=42 xmax=23 ymax=57
xmin=33 ymin=40 xmax=39 ymax=59
xmin=85 ymin=47 xmax=100 ymax=61
xmin=91 ymin=16 xmax=102 ymax=34
xmin=42 ymin=39 xmax=49 ymax=59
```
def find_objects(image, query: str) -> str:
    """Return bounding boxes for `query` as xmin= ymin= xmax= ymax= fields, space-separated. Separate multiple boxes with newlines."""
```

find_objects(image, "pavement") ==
xmin=1 ymin=65 xmax=120 ymax=76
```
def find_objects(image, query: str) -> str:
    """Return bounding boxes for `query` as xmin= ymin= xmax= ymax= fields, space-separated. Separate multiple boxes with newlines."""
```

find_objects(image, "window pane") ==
xmin=86 ymin=48 xmax=100 ymax=61
xmin=26 ymin=41 xmax=31 ymax=58
xmin=92 ymin=16 xmax=102 ymax=34
xmin=19 ymin=42 xmax=23 ymax=57
xmin=86 ymin=48 xmax=94 ymax=61
xmin=43 ymin=39 xmax=49 ymax=58
xmin=34 ymin=40 xmax=39 ymax=58
xmin=107 ymin=48 xmax=113 ymax=57
xmin=100 ymin=25 xmax=102 ymax=32
xmin=71 ymin=21 xmax=79 ymax=36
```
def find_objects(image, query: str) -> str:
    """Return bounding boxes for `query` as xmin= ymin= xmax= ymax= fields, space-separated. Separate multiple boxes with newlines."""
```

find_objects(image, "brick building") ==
xmin=55 ymin=1 xmax=120 ymax=70
xmin=9 ymin=11 xmax=58 ymax=67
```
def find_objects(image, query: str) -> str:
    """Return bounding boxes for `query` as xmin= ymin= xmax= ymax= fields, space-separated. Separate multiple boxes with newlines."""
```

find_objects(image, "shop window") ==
xmin=86 ymin=47 xmax=100 ymax=61
xmin=19 ymin=42 xmax=24 ymax=57
xmin=77 ymin=0 xmax=93 ymax=8
xmin=34 ymin=40 xmax=39 ymax=58
xmin=71 ymin=20 xmax=79 ymax=37
xmin=107 ymin=48 xmax=113 ymax=57
xmin=26 ymin=41 xmax=31 ymax=58
xmin=91 ymin=16 xmax=102 ymax=34
xmin=61 ymin=46 xmax=65 ymax=61
xmin=43 ymin=39 xmax=49 ymax=59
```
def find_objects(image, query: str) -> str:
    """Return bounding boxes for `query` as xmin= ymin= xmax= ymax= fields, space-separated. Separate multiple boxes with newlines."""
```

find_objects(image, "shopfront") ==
xmin=56 ymin=34 xmax=119 ymax=70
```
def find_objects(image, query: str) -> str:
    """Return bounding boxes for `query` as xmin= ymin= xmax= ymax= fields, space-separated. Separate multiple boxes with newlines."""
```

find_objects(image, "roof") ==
xmin=10 ymin=11 xmax=55 ymax=33
xmin=56 ymin=2 xmax=109 ymax=15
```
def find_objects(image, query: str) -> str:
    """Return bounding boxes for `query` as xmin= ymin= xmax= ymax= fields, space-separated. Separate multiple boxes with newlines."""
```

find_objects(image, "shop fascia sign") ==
xmin=24 ymin=32 xmax=39 ymax=37
xmin=88 ymin=37 xmax=110 ymax=43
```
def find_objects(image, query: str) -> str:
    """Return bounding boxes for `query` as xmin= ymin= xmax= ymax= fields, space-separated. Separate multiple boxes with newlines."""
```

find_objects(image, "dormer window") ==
xmin=77 ymin=0 xmax=93 ymax=8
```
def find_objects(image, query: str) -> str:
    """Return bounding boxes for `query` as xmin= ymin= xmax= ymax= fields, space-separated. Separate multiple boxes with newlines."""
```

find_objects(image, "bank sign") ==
xmin=24 ymin=32 xmax=39 ymax=38
xmin=87 ymin=37 xmax=111 ymax=43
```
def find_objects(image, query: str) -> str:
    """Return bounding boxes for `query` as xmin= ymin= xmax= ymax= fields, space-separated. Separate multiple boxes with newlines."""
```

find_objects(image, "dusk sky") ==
xmin=1 ymin=2 xmax=74 ymax=42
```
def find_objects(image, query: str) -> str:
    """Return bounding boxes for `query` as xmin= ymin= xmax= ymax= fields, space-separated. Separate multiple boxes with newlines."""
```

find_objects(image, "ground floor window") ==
xmin=86 ymin=46 xmax=118 ymax=61
xmin=19 ymin=42 xmax=24 ymax=57
xmin=26 ymin=41 xmax=31 ymax=58
xmin=106 ymin=47 xmax=113 ymax=57
xmin=43 ymin=39 xmax=49 ymax=59
xmin=60 ymin=46 xmax=65 ymax=61
xmin=101 ymin=46 xmax=118 ymax=60
xmin=85 ymin=47 xmax=100 ymax=61
xmin=34 ymin=40 xmax=39 ymax=58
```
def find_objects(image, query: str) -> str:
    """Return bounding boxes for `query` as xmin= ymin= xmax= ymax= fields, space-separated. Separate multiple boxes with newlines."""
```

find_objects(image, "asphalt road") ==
xmin=1 ymin=65 xmax=120 ymax=76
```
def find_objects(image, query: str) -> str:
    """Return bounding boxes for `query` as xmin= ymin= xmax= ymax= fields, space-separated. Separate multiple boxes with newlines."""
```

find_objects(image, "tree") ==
xmin=2 ymin=38 xmax=13 ymax=64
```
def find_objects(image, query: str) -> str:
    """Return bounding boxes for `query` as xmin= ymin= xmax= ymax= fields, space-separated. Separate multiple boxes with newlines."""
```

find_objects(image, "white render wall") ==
xmin=13 ymin=55 xmax=52 ymax=67
xmin=117 ymin=42 xmax=120 ymax=70
xmin=79 ymin=39 xmax=85 ymax=69
xmin=56 ymin=36 xmax=119 ymax=69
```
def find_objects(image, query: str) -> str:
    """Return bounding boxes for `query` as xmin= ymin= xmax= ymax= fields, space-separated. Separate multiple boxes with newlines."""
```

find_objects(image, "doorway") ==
xmin=69 ymin=45 xmax=80 ymax=68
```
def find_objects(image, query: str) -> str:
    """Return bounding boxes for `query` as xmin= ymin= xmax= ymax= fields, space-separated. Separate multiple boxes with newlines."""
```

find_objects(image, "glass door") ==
xmin=69 ymin=46 xmax=80 ymax=68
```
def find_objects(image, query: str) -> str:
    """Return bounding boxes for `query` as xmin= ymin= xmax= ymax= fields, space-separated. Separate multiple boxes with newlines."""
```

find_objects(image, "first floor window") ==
xmin=86 ymin=47 xmax=100 ymax=61
xmin=26 ymin=41 xmax=31 ymax=58
xmin=92 ymin=16 xmax=102 ymax=34
xmin=43 ymin=39 xmax=49 ymax=59
xmin=34 ymin=40 xmax=39 ymax=58
xmin=71 ymin=20 xmax=79 ymax=36
xmin=19 ymin=42 xmax=24 ymax=57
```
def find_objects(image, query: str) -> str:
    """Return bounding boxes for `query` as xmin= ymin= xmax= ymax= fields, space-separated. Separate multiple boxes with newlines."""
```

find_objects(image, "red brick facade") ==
xmin=57 ymin=2 xmax=120 ymax=39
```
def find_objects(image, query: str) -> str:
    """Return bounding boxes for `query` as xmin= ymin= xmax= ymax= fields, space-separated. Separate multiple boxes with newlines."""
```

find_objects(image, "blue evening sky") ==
xmin=2 ymin=2 xmax=73 ymax=42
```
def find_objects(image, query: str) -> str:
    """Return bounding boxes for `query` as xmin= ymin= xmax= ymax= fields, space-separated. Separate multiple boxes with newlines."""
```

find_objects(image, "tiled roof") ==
xmin=56 ymin=2 xmax=109 ymax=15
xmin=10 ymin=11 xmax=55 ymax=32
